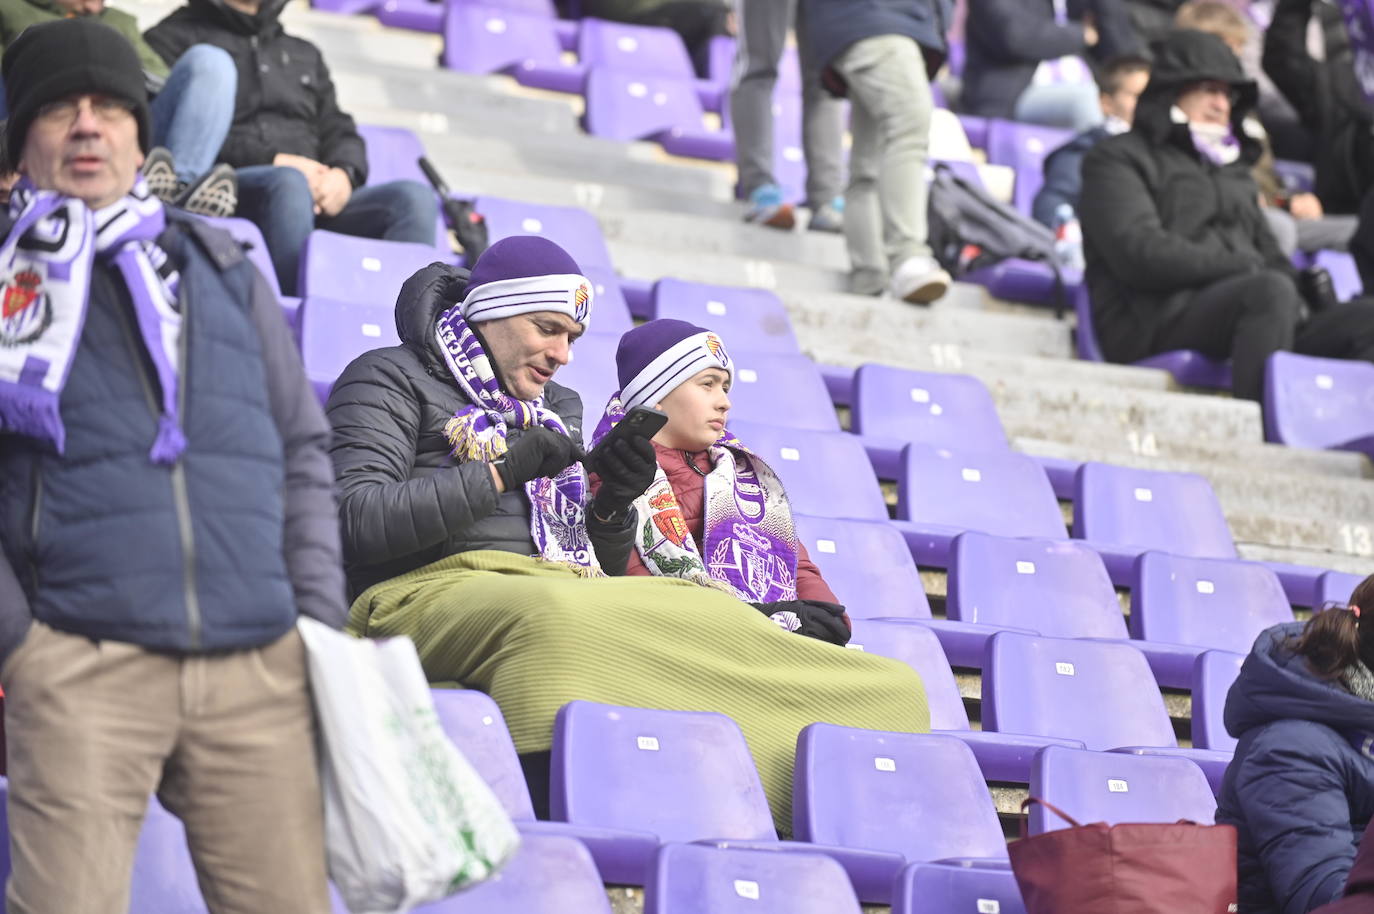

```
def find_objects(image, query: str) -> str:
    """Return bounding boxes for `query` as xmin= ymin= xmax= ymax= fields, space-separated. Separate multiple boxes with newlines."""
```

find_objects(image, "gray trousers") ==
xmin=1263 ymin=206 xmax=1359 ymax=257
xmin=832 ymin=34 xmax=937 ymax=293
xmin=729 ymin=0 xmax=844 ymax=206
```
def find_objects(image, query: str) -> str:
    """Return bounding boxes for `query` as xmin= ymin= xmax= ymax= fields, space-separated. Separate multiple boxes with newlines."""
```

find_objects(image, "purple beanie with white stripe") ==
xmin=461 ymin=235 xmax=594 ymax=329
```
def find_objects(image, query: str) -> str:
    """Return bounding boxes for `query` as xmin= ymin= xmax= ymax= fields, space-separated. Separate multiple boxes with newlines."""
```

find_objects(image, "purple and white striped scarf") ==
xmin=0 ymin=176 xmax=184 ymax=463
xmin=434 ymin=303 xmax=602 ymax=575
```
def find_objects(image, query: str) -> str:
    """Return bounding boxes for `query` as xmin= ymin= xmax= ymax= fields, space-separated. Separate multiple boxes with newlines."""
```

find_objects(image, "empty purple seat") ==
xmin=1191 ymin=650 xmax=1245 ymax=752
xmin=726 ymin=352 xmax=839 ymax=432
xmin=412 ymin=833 xmax=613 ymax=913
xmin=794 ymin=516 xmax=932 ymax=620
xmin=200 ymin=216 xmax=305 ymax=331
xmin=554 ymin=333 xmax=620 ymax=442
xmin=644 ymin=844 xmax=861 ymax=914
xmin=793 ymin=725 xmax=1010 ymax=904
xmin=474 ymin=197 xmax=616 ymax=273
xmin=583 ymin=68 xmax=735 ymax=161
xmin=1315 ymin=249 xmax=1363 ymax=300
xmin=578 ymin=17 xmax=694 ymax=78
xmin=958 ymin=114 xmax=988 ymax=149
xmin=1317 ymin=570 xmax=1366 ymax=608
xmin=650 ymin=278 xmax=800 ymax=353
xmin=851 ymin=366 xmax=1007 ymax=478
xmin=375 ymin=0 xmax=444 ymax=32
xmin=1027 ymin=745 xmax=1216 ymax=836
xmin=312 ymin=0 xmax=378 ymax=13
xmin=984 ymin=119 xmax=1075 ymax=216
xmin=300 ymin=297 xmax=402 ymax=403
xmin=1263 ymin=350 xmax=1374 ymax=456
xmin=1129 ymin=552 xmax=1293 ymax=687
xmin=356 ymin=124 xmax=429 ymax=188
xmin=440 ymin=2 xmax=585 ymax=93
xmin=892 ymin=861 xmax=1027 ymax=914
xmin=893 ymin=444 xmax=1066 ymax=566
xmin=1073 ymin=284 xmax=1232 ymax=389
xmin=726 ymin=422 xmax=889 ymax=520
xmin=579 ymin=267 xmax=634 ymax=334
xmin=297 ymin=230 xmax=443 ymax=306
xmin=1072 ymin=462 xmax=1237 ymax=583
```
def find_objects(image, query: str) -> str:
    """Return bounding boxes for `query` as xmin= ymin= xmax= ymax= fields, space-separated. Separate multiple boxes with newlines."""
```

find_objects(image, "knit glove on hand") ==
xmin=591 ymin=436 xmax=658 ymax=519
xmin=496 ymin=427 xmax=583 ymax=491
xmin=751 ymin=599 xmax=851 ymax=646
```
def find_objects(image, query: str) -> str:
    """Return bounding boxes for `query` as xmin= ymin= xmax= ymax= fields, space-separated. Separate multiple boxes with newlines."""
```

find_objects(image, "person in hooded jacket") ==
xmin=143 ymin=0 xmax=438 ymax=297
xmin=1078 ymin=28 xmax=1374 ymax=405
xmin=1217 ymin=573 xmax=1374 ymax=914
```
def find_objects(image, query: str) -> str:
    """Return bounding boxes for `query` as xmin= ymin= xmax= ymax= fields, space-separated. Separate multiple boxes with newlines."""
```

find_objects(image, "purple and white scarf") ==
xmin=591 ymin=393 xmax=800 ymax=603
xmin=434 ymin=303 xmax=602 ymax=576
xmin=0 ymin=176 xmax=183 ymax=462
xmin=1338 ymin=0 xmax=1374 ymax=106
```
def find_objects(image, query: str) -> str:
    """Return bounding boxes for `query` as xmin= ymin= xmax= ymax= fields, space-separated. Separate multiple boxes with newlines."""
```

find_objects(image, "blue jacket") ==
xmin=1031 ymin=126 xmax=1108 ymax=227
xmin=0 ymin=212 xmax=346 ymax=666
xmin=799 ymin=0 xmax=951 ymax=77
xmin=1216 ymin=622 xmax=1374 ymax=914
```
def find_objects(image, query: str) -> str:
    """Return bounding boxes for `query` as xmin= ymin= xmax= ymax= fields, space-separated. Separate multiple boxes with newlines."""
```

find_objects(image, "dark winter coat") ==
xmin=325 ymin=264 xmax=636 ymax=598
xmin=1031 ymin=125 xmax=1108 ymax=227
xmin=1217 ymin=622 xmax=1374 ymax=914
xmin=144 ymin=0 xmax=369 ymax=186
xmin=1078 ymin=29 xmax=1292 ymax=363
xmin=0 ymin=211 xmax=346 ymax=668
xmin=799 ymin=0 xmax=951 ymax=78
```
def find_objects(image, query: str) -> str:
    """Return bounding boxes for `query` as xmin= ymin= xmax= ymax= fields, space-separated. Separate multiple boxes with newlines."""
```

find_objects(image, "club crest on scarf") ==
xmin=1 ymin=268 xmax=51 ymax=345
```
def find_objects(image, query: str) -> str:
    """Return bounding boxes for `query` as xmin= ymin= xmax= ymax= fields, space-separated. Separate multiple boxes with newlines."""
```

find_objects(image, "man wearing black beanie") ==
xmin=0 ymin=18 xmax=342 ymax=913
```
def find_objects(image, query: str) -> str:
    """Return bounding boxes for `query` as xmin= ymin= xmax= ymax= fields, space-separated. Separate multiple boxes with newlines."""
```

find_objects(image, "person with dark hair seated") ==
xmin=1217 ymin=574 xmax=1374 ymax=914
xmin=326 ymin=237 xmax=929 ymax=831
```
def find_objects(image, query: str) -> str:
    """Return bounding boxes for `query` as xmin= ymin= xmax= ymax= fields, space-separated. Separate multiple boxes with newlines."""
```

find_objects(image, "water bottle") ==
xmin=1053 ymin=203 xmax=1086 ymax=274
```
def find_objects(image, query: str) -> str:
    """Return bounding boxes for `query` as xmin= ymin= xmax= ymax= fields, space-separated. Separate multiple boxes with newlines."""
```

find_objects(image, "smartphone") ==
xmin=585 ymin=406 xmax=668 ymax=474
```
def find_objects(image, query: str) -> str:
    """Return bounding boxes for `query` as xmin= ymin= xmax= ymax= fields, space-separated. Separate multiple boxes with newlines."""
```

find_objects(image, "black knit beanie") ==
xmin=2 ymin=18 xmax=152 ymax=163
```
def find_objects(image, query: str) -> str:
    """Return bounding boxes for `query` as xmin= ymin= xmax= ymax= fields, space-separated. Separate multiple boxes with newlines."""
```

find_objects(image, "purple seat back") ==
xmin=1131 ymin=552 xmax=1293 ymax=651
xmin=651 ymin=278 xmax=799 ymax=353
xmin=128 ymin=799 xmax=207 ymax=913
xmin=984 ymin=119 xmax=1075 ymax=215
xmin=429 ymin=690 xmax=536 ymax=820
xmin=552 ymin=332 xmax=620 ymax=443
xmin=1028 ymin=746 xmax=1216 ymax=835
xmin=550 ymin=701 xmax=777 ymax=843
xmin=793 ymin=516 xmax=933 ymax=620
xmin=896 ymin=444 xmax=1066 ymax=539
xmin=1317 ymin=570 xmax=1367 ymax=608
xmin=892 ymin=862 xmax=1026 ymax=914
xmin=983 ymin=632 xmax=1177 ymax=750
xmin=793 ymin=726 xmax=1008 ymax=861
xmin=441 ymin=2 xmax=564 ymax=76
xmin=1072 ymin=462 xmax=1238 ymax=559
xmin=355 ymin=124 xmax=429 ymax=188
xmin=1263 ymin=350 xmax=1374 ymax=450
xmin=644 ymin=844 xmax=861 ymax=914
xmin=297 ymin=230 xmax=442 ymax=305
xmin=1315 ymin=249 xmax=1363 ymax=300
xmin=1075 ymin=285 xmax=1232 ymax=388
xmin=707 ymin=34 xmax=736 ymax=85
xmin=727 ymin=422 xmax=889 ymax=521
xmin=578 ymin=17 xmax=695 ymax=79
xmin=580 ymin=267 xmax=634 ymax=334
xmin=300 ymin=297 xmax=402 ymax=403
xmin=851 ymin=365 xmax=1007 ymax=451
xmin=584 ymin=68 xmax=711 ymax=144
xmin=1072 ymin=281 xmax=1105 ymax=361
xmin=473 ymin=198 xmax=616 ymax=273
xmin=845 ymin=620 xmax=968 ymax=729
xmin=947 ymin=531 xmax=1126 ymax=639
xmin=413 ymin=833 xmax=613 ymax=913
xmin=727 ymin=352 xmax=839 ymax=432
xmin=1191 ymin=650 xmax=1245 ymax=752
xmin=201 ymin=216 xmax=281 ymax=296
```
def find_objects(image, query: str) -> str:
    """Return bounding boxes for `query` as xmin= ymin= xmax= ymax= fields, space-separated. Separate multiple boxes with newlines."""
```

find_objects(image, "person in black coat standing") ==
xmin=1079 ymin=28 xmax=1374 ymax=404
xmin=145 ymin=0 xmax=438 ymax=296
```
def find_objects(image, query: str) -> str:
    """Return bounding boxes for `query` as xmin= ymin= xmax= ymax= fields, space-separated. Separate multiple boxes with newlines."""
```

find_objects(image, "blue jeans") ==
xmin=1013 ymin=82 xmax=1103 ymax=132
xmin=150 ymin=44 xmax=237 ymax=185
xmin=235 ymin=166 xmax=438 ymax=295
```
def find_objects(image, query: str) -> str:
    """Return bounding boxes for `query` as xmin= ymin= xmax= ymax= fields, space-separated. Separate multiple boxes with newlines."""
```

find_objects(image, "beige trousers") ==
xmin=2 ymin=622 xmax=330 ymax=914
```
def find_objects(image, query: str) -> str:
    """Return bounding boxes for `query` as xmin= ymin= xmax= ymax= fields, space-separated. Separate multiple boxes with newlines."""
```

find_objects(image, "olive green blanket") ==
xmin=348 ymin=550 xmax=929 ymax=833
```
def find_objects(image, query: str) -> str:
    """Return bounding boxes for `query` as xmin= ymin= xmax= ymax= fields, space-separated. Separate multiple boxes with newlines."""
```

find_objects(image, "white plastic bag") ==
xmin=297 ymin=618 xmax=520 ymax=914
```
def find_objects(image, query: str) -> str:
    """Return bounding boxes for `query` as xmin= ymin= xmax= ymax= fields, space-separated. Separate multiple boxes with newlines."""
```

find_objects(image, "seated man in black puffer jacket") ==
xmin=1079 ymin=27 xmax=1374 ymax=407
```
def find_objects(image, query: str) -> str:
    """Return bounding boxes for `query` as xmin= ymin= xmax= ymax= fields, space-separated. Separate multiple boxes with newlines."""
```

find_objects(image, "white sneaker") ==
xmin=889 ymin=255 xmax=951 ymax=305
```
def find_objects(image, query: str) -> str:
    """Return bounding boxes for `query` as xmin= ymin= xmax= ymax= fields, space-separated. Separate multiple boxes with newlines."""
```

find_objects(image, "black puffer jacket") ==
xmin=325 ymin=265 xmax=635 ymax=598
xmin=1079 ymin=29 xmax=1291 ymax=363
xmin=144 ymin=0 xmax=368 ymax=185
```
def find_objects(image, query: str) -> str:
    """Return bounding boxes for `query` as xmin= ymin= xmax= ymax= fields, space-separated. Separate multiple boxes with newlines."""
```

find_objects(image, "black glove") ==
xmin=496 ymin=427 xmax=583 ymax=490
xmin=751 ymin=599 xmax=851 ymax=646
xmin=590 ymin=435 xmax=658 ymax=518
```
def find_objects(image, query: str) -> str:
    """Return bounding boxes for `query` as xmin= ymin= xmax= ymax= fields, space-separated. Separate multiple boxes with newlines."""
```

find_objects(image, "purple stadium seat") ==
xmin=983 ymin=632 xmax=1232 ymax=793
xmin=312 ymin=0 xmax=379 ymax=13
xmin=1317 ymin=570 xmax=1367 ymax=608
xmin=299 ymin=297 xmax=402 ymax=403
xmin=1129 ymin=552 xmax=1292 ymax=687
xmin=650 ymin=278 xmax=800 ymax=353
xmin=579 ymin=267 xmax=634 ymax=334
xmin=892 ymin=861 xmax=1027 ymax=914
xmin=725 ymin=352 xmax=839 ymax=431
xmin=893 ymin=443 xmax=1066 ymax=566
xmin=984 ymin=119 xmax=1075 ymax=216
xmin=792 ymin=725 xmax=1010 ymax=904
xmin=375 ymin=0 xmax=444 ymax=32
xmin=706 ymin=34 xmax=735 ymax=87
xmin=726 ymin=422 xmax=889 ymax=520
xmin=474 ymin=197 xmax=616 ymax=273
xmin=1263 ymin=351 xmax=1374 ymax=456
xmin=1316 ymin=249 xmax=1363 ymax=300
xmin=1027 ymin=746 xmax=1216 ymax=836
xmin=296 ymin=230 xmax=443 ymax=305
xmin=579 ymin=18 xmax=693 ymax=74
xmin=957 ymin=113 xmax=988 ymax=149
xmin=583 ymin=68 xmax=735 ymax=161
xmin=412 ymin=833 xmax=614 ymax=913
xmin=555 ymin=332 xmax=620 ymax=442
xmin=1191 ymin=650 xmax=1245 ymax=752
xmin=200 ymin=216 xmax=304 ymax=332
xmin=794 ymin=516 xmax=932 ymax=619
xmin=356 ymin=124 xmax=429 ymax=188
xmin=851 ymin=366 xmax=1007 ymax=479
xmin=644 ymin=844 xmax=862 ymax=914
xmin=1072 ymin=462 xmax=1237 ymax=583
xmin=1073 ymin=283 xmax=1233 ymax=389
xmin=1272 ymin=158 xmax=1316 ymax=193
xmin=846 ymin=619 xmax=1084 ymax=782
xmin=440 ymin=3 xmax=585 ymax=93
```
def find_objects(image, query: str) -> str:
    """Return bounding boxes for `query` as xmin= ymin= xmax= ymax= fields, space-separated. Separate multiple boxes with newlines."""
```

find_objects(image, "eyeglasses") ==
xmin=34 ymin=95 xmax=136 ymax=129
